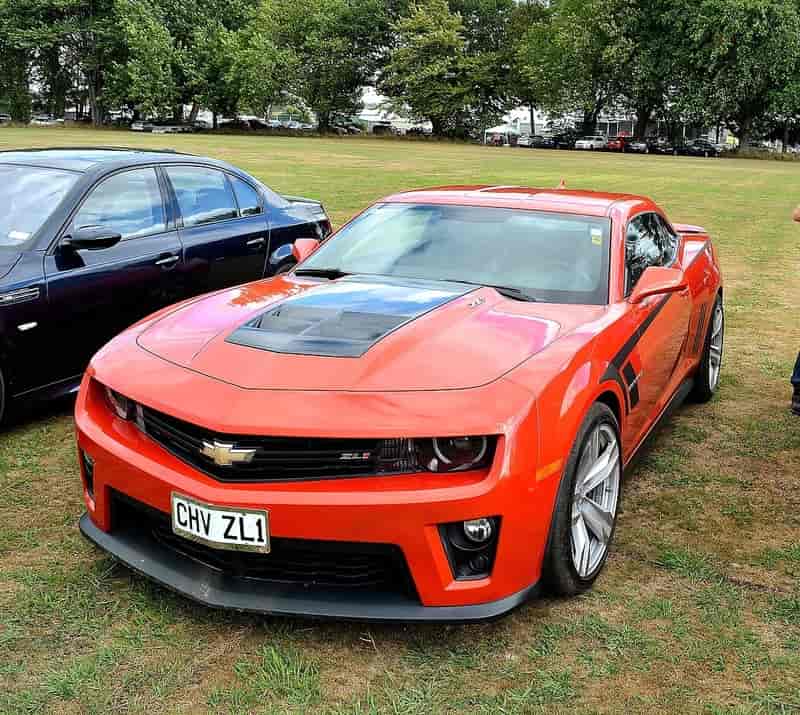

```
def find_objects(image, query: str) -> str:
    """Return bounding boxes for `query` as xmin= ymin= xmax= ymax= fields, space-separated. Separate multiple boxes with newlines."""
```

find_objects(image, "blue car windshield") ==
xmin=0 ymin=165 xmax=78 ymax=247
xmin=301 ymin=203 xmax=612 ymax=305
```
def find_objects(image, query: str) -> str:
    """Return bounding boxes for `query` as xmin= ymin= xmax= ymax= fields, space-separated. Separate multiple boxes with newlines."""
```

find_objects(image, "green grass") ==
xmin=1 ymin=126 xmax=799 ymax=713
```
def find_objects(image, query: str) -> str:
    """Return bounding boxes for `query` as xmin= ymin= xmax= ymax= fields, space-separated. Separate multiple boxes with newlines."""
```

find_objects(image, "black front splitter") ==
xmin=79 ymin=514 xmax=539 ymax=623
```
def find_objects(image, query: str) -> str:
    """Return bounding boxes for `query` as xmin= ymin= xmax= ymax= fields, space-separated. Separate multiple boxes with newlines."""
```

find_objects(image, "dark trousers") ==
xmin=794 ymin=353 xmax=800 ymax=387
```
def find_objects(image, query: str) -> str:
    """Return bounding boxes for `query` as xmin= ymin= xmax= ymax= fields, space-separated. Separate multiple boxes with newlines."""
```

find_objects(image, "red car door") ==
xmin=619 ymin=213 xmax=692 ymax=451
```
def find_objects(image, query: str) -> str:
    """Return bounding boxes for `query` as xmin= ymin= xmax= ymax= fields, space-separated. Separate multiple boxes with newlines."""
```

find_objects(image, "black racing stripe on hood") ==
xmin=226 ymin=275 xmax=474 ymax=358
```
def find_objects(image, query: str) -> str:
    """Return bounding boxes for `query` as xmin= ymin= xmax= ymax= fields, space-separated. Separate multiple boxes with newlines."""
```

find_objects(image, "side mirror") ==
xmin=62 ymin=225 xmax=122 ymax=251
xmin=291 ymin=237 xmax=320 ymax=264
xmin=628 ymin=266 xmax=687 ymax=304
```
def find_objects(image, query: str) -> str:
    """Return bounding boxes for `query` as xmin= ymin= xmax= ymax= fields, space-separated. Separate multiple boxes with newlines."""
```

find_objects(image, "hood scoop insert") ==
xmin=226 ymin=275 xmax=472 ymax=358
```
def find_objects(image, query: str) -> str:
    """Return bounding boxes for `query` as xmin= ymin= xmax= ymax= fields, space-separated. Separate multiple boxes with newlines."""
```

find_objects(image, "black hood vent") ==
xmin=226 ymin=275 xmax=472 ymax=358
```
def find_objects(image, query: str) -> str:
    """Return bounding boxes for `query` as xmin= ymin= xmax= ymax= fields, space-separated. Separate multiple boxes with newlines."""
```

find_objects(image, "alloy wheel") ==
xmin=709 ymin=301 xmax=724 ymax=389
xmin=570 ymin=423 xmax=621 ymax=578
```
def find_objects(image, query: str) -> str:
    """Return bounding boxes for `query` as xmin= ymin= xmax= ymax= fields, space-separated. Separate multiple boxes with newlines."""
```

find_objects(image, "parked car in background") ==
xmin=29 ymin=114 xmax=63 ymax=126
xmin=75 ymin=184 xmax=723 ymax=621
xmin=0 ymin=147 xmax=331 ymax=424
xmin=517 ymin=134 xmax=532 ymax=147
xmin=676 ymin=139 xmax=720 ymax=158
xmin=627 ymin=139 xmax=650 ymax=154
xmin=0 ymin=113 xmax=11 ymax=124
xmin=606 ymin=136 xmax=634 ymax=152
xmin=552 ymin=130 xmax=579 ymax=149
xmin=130 ymin=121 xmax=152 ymax=132
xmin=645 ymin=137 xmax=676 ymax=155
xmin=531 ymin=135 xmax=556 ymax=149
xmin=575 ymin=135 xmax=608 ymax=150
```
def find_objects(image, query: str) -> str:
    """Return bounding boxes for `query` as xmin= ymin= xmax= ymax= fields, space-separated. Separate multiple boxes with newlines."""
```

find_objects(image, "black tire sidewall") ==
xmin=542 ymin=402 xmax=622 ymax=596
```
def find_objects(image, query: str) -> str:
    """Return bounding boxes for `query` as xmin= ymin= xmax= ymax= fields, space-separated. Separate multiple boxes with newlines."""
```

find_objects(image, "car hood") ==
xmin=136 ymin=275 xmax=606 ymax=391
xmin=0 ymin=249 xmax=22 ymax=280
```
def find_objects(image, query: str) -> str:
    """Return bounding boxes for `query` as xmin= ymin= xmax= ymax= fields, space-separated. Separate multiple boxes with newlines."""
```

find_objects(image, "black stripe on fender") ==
xmin=622 ymin=362 xmax=641 ymax=408
xmin=692 ymin=303 xmax=708 ymax=355
xmin=600 ymin=293 xmax=672 ymax=414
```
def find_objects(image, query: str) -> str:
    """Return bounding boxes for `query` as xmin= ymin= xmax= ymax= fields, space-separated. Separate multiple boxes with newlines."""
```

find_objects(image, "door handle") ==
xmin=246 ymin=237 xmax=266 ymax=250
xmin=155 ymin=254 xmax=179 ymax=268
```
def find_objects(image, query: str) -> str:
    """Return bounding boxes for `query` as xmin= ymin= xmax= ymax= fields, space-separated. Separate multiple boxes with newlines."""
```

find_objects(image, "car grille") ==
xmin=111 ymin=491 xmax=418 ymax=597
xmin=139 ymin=405 xmax=418 ymax=483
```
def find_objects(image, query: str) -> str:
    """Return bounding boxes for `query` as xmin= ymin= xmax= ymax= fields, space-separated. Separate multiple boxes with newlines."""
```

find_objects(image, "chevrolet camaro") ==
xmin=76 ymin=185 xmax=723 ymax=622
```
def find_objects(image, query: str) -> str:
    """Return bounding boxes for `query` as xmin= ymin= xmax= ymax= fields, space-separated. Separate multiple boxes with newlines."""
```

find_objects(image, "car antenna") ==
xmin=557 ymin=178 xmax=567 ymax=189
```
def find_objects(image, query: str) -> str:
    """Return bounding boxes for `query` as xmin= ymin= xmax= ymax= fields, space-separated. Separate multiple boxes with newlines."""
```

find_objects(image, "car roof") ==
xmin=0 ymin=146 xmax=191 ymax=172
xmin=382 ymin=185 xmax=648 ymax=218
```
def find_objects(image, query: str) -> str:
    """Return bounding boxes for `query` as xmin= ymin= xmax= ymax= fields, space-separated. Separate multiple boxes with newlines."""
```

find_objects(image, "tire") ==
xmin=690 ymin=294 xmax=724 ymax=402
xmin=542 ymin=402 xmax=622 ymax=596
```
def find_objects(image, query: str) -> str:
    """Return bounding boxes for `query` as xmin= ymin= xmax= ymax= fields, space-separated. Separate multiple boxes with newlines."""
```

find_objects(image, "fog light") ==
xmin=463 ymin=518 xmax=493 ymax=544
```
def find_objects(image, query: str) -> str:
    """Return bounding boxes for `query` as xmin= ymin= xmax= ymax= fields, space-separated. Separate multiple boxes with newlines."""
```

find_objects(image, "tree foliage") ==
xmin=2 ymin=0 xmax=800 ymax=143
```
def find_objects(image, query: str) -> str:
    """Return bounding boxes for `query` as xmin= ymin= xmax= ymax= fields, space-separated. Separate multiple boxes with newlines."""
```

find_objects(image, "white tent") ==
xmin=483 ymin=123 xmax=520 ymax=145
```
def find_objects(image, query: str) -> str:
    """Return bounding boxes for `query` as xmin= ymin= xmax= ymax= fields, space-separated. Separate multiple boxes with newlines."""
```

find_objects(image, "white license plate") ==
xmin=171 ymin=493 xmax=270 ymax=553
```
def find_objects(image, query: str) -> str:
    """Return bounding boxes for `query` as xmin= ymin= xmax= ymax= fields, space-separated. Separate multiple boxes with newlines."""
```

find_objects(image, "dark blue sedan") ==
xmin=0 ymin=147 xmax=332 ymax=423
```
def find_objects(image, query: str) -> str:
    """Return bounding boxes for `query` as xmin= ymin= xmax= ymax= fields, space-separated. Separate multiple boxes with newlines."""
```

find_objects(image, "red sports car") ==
xmin=76 ymin=186 xmax=723 ymax=621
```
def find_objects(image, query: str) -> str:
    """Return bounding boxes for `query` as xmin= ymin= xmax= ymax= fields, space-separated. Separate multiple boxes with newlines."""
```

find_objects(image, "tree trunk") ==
xmin=529 ymin=105 xmax=536 ymax=136
xmin=188 ymin=102 xmax=200 ymax=123
xmin=212 ymin=112 xmax=218 ymax=130
xmin=317 ymin=111 xmax=331 ymax=133
xmin=783 ymin=121 xmax=789 ymax=153
xmin=431 ymin=117 xmax=444 ymax=137
xmin=88 ymin=77 xmax=102 ymax=127
xmin=634 ymin=106 xmax=652 ymax=139
xmin=738 ymin=115 xmax=752 ymax=149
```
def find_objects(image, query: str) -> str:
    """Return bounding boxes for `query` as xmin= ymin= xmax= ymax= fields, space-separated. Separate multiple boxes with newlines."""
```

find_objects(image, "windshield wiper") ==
xmin=293 ymin=267 xmax=350 ymax=279
xmin=487 ymin=285 xmax=539 ymax=302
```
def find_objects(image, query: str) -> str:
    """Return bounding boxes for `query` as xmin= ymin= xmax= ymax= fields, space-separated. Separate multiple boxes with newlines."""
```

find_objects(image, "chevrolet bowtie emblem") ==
xmin=200 ymin=440 xmax=257 ymax=467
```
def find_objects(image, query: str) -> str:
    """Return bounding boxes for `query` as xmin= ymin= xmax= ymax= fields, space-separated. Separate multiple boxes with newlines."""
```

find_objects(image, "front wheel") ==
xmin=542 ymin=402 xmax=622 ymax=596
xmin=691 ymin=294 xmax=724 ymax=402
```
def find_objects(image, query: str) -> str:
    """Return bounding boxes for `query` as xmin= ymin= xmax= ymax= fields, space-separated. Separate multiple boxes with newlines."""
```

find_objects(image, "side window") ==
xmin=652 ymin=214 xmax=678 ymax=267
xmin=72 ymin=168 xmax=165 ymax=240
xmin=230 ymin=176 xmax=262 ymax=217
xmin=625 ymin=214 xmax=661 ymax=294
xmin=167 ymin=167 xmax=238 ymax=227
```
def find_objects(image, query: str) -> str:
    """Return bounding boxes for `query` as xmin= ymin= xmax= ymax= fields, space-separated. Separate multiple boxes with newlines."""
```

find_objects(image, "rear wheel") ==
xmin=691 ymin=294 xmax=724 ymax=402
xmin=542 ymin=402 xmax=622 ymax=596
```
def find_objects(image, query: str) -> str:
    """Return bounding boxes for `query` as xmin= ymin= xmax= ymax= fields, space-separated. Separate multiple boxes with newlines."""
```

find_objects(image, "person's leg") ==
xmin=792 ymin=353 xmax=800 ymax=415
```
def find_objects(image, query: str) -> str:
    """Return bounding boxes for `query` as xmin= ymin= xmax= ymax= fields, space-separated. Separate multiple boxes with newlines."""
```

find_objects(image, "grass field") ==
xmin=1 ymin=127 xmax=799 ymax=714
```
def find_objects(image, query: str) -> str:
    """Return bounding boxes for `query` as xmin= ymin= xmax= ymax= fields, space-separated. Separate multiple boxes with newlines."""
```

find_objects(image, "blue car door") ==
xmin=43 ymin=166 xmax=184 ymax=382
xmin=164 ymin=165 xmax=269 ymax=295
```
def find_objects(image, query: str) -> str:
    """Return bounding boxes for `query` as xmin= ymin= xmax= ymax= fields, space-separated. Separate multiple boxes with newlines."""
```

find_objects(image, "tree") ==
xmin=381 ymin=0 xmax=470 ymax=136
xmin=231 ymin=0 xmax=297 ymax=118
xmin=516 ymin=0 xmax=624 ymax=134
xmin=278 ymin=0 xmax=396 ymax=132
xmin=105 ymin=0 xmax=175 ymax=116
xmin=678 ymin=0 xmax=800 ymax=147
xmin=508 ymin=0 xmax=550 ymax=135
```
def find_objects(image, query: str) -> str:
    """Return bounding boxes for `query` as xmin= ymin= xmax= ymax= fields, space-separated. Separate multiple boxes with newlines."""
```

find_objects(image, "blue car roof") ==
xmin=0 ymin=147 xmax=189 ymax=172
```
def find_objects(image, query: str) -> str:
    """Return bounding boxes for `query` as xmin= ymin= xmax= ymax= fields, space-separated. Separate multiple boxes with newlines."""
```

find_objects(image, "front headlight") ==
xmin=104 ymin=386 xmax=135 ymax=420
xmin=413 ymin=436 xmax=493 ymax=473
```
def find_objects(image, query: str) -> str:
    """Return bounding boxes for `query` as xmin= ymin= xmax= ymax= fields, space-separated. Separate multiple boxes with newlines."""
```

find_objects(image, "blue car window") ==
xmin=167 ymin=167 xmax=238 ymax=227
xmin=72 ymin=168 xmax=166 ymax=240
xmin=230 ymin=176 xmax=262 ymax=217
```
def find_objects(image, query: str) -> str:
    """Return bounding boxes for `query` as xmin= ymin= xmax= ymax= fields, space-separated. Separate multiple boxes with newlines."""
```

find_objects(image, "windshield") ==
xmin=0 ymin=164 xmax=79 ymax=247
xmin=301 ymin=203 xmax=611 ymax=305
